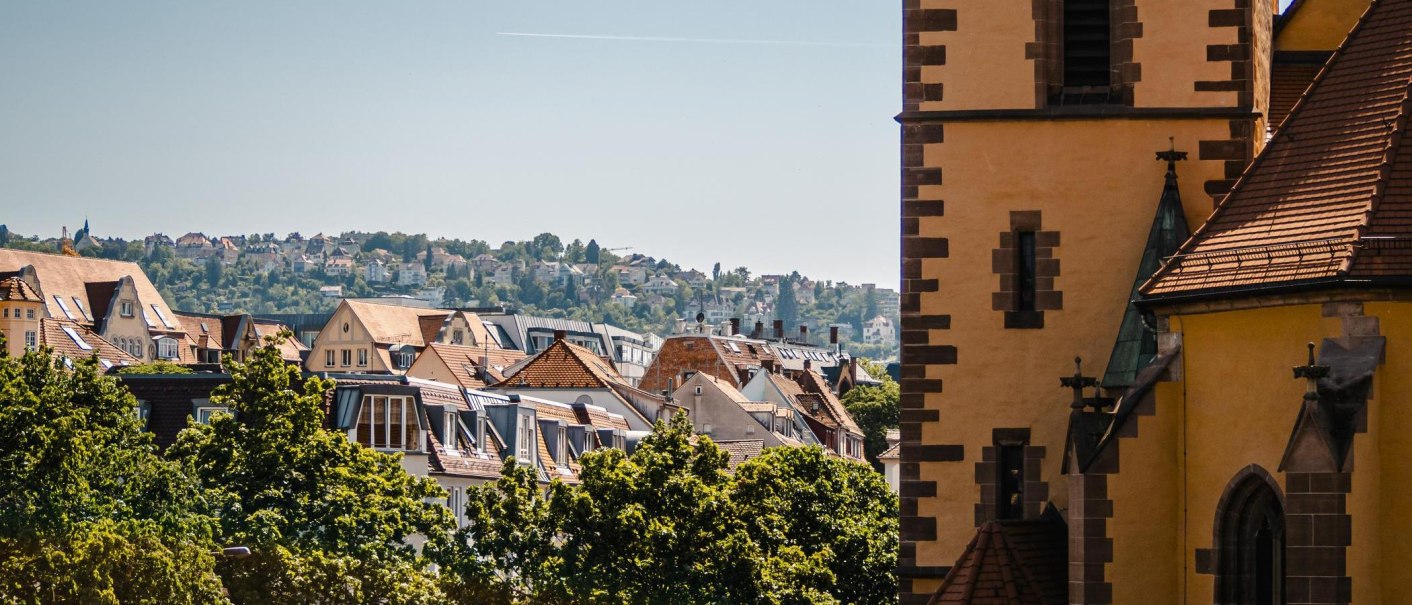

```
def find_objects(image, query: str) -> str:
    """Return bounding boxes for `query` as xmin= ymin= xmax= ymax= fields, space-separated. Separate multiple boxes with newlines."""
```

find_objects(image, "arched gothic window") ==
xmin=1215 ymin=467 xmax=1285 ymax=605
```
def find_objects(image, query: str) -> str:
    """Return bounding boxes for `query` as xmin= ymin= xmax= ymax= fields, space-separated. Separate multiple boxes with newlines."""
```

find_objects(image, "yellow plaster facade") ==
xmin=1276 ymin=0 xmax=1371 ymax=51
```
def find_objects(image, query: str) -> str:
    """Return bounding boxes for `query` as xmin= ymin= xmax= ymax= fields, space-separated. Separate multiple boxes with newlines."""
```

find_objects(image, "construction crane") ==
xmin=605 ymin=246 xmax=634 ymax=253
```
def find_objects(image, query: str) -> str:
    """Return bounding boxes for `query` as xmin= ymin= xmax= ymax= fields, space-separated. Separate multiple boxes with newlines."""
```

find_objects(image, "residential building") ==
xmin=397 ymin=262 xmax=428 ymax=286
xmin=897 ymin=0 xmax=1409 ymax=602
xmin=1 ymin=276 xmax=138 ymax=369
xmin=291 ymin=255 xmax=315 ymax=274
xmin=406 ymin=343 xmax=527 ymax=390
xmin=639 ymin=333 xmax=776 ymax=394
xmin=593 ymin=323 xmax=657 ymax=387
xmin=491 ymin=334 xmax=674 ymax=433
xmin=319 ymin=285 xmax=343 ymax=298
xmin=305 ymin=300 xmax=498 ymax=375
xmin=674 ymin=372 xmax=809 ymax=447
xmin=174 ymin=232 xmax=214 ymax=260
xmin=675 ymin=269 xmax=708 ymax=289
xmin=739 ymin=366 xmax=864 ymax=461
xmin=175 ymin=311 xmax=307 ymax=365
xmin=0 ymin=249 xmax=195 ymax=363
xmin=365 ymin=258 xmax=389 ymax=283
xmin=324 ymin=255 xmax=354 ymax=277
xmin=613 ymin=265 xmax=647 ymax=287
xmin=143 ymin=233 xmax=174 ymax=256
xmin=862 ymin=315 xmax=894 ymax=345
xmin=642 ymin=275 xmax=679 ymax=296
xmin=609 ymin=287 xmax=637 ymax=308
xmin=878 ymin=429 xmax=901 ymax=494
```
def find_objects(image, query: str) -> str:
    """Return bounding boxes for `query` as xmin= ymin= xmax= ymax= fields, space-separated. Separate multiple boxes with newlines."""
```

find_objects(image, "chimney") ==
xmin=773 ymin=320 xmax=784 ymax=340
xmin=753 ymin=321 xmax=764 ymax=338
xmin=799 ymin=325 xmax=808 ymax=343
xmin=553 ymin=329 xmax=566 ymax=342
xmin=830 ymin=326 xmax=839 ymax=345
xmin=665 ymin=377 xmax=676 ymax=404
xmin=730 ymin=318 xmax=740 ymax=336
xmin=804 ymin=359 xmax=812 ymax=371
xmin=763 ymin=359 xmax=776 ymax=373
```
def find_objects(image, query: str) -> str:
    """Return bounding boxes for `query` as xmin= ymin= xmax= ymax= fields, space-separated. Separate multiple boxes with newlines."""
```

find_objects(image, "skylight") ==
xmin=52 ymin=295 xmax=76 ymax=320
xmin=150 ymin=304 xmax=176 ymax=329
xmin=71 ymin=297 xmax=93 ymax=322
xmin=142 ymin=310 xmax=156 ymax=328
xmin=61 ymin=325 xmax=93 ymax=350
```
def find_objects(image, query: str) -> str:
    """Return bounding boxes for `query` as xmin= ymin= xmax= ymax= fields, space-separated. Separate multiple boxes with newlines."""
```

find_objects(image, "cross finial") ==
xmin=1060 ymin=356 xmax=1099 ymax=410
xmin=1156 ymin=137 xmax=1189 ymax=172
xmin=1292 ymin=341 xmax=1329 ymax=401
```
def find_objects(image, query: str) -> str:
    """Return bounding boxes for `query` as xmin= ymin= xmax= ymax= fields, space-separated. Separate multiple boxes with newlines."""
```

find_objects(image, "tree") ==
xmin=0 ymin=348 xmax=225 ymax=603
xmin=424 ymin=243 xmax=435 ymax=273
xmin=0 ymin=224 xmax=8 ymax=247
xmin=530 ymin=233 xmax=563 ymax=261
xmin=431 ymin=460 xmax=561 ymax=604
xmin=863 ymin=287 xmax=880 ymax=320
xmin=117 ymin=360 xmax=195 ymax=375
xmin=731 ymin=447 xmax=898 ymax=605
xmin=585 ymin=239 xmax=600 ymax=265
xmin=564 ymin=239 xmax=585 ymax=264
xmin=841 ymin=361 xmax=900 ymax=467
xmin=205 ymin=256 xmax=224 ymax=287
xmin=777 ymin=275 xmax=799 ymax=331
xmin=170 ymin=335 xmax=452 ymax=604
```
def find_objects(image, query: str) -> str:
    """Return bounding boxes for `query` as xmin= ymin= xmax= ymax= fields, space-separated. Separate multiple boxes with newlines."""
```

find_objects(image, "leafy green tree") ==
xmin=530 ymin=233 xmax=563 ymax=260
xmin=731 ymin=447 xmax=898 ymax=605
xmin=205 ymin=256 xmax=224 ymax=287
xmin=170 ymin=336 xmax=452 ymax=604
xmin=841 ymin=361 xmax=900 ymax=467
xmin=117 ymin=360 xmax=195 ymax=374
xmin=431 ymin=460 xmax=562 ymax=604
xmin=585 ymin=239 xmax=600 ymax=265
xmin=0 ymin=348 xmax=225 ymax=603
xmin=777 ymin=275 xmax=799 ymax=331
xmin=564 ymin=239 xmax=585 ymax=263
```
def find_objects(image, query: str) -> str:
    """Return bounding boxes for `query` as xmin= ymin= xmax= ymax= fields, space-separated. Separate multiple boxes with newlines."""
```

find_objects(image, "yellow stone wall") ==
xmin=1275 ymin=0 xmax=1372 ymax=51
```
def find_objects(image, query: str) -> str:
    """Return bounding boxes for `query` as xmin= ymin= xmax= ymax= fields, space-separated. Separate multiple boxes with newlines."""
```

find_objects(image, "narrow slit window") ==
xmin=1016 ymin=231 xmax=1038 ymax=312
xmin=998 ymin=444 xmax=1026 ymax=520
xmin=1063 ymin=0 xmax=1111 ymax=89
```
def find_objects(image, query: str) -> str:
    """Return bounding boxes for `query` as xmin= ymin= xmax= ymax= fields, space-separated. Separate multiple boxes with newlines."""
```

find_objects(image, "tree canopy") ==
xmin=0 ymin=348 xmax=225 ymax=603
xmin=169 ymin=336 xmax=453 ymax=604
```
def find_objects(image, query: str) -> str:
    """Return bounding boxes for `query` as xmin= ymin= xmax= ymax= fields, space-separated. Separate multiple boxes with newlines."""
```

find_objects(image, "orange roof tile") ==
xmin=37 ymin=318 xmax=139 ymax=368
xmin=928 ymin=520 xmax=1067 ymax=605
xmin=494 ymin=338 xmax=624 ymax=389
xmin=0 ymin=277 xmax=41 ymax=302
xmin=1144 ymin=0 xmax=1412 ymax=299
xmin=419 ymin=342 xmax=527 ymax=389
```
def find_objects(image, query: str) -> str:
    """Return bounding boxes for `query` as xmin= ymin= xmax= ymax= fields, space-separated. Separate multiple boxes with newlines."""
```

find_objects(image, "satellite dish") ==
xmin=695 ymin=312 xmax=705 ymax=323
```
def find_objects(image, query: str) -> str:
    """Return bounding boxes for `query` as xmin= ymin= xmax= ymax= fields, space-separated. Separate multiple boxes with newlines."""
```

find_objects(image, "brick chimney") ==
xmin=553 ymin=329 xmax=566 ymax=341
xmin=799 ymin=325 xmax=808 ymax=343
xmin=830 ymin=326 xmax=839 ymax=345
xmin=773 ymin=320 xmax=784 ymax=340
xmin=730 ymin=318 xmax=740 ymax=336
xmin=753 ymin=321 xmax=765 ymax=338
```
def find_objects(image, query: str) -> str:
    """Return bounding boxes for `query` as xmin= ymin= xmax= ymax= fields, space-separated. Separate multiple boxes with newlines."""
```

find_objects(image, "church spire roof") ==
xmin=1102 ymin=144 xmax=1192 ymax=388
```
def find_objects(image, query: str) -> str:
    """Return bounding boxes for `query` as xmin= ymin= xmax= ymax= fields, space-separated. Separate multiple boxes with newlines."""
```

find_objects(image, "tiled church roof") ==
xmin=928 ymin=519 xmax=1067 ymax=605
xmin=1144 ymin=0 xmax=1412 ymax=298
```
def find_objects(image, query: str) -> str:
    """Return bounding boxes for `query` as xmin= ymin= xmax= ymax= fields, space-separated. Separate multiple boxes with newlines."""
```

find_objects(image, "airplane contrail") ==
xmin=496 ymin=32 xmax=890 ymax=48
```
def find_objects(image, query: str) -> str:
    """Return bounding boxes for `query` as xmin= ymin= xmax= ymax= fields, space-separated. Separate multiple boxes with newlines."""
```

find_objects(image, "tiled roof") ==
xmin=0 ymin=249 xmax=184 ymax=337
xmin=494 ymin=338 xmax=624 ymax=389
xmin=715 ymin=439 xmax=764 ymax=469
xmin=344 ymin=300 xmax=451 ymax=347
xmin=0 ymin=276 xmax=40 ymax=302
xmin=175 ymin=312 xmax=226 ymax=351
xmin=1268 ymin=52 xmax=1331 ymax=132
xmin=928 ymin=520 xmax=1067 ymax=605
xmin=795 ymin=370 xmax=863 ymax=436
xmin=1144 ymin=0 xmax=1412 ymax=298
xmin=419 ymin=343 xmax=527 ymax=389
xmin=38 ymin=318 xmax=139 ymax=369
xmin=877 ymin=442 xmax=901 ymax=461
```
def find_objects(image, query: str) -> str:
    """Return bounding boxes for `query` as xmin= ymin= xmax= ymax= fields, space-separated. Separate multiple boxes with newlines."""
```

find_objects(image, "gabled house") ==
xmin=740 ymin=366 xmax=865 ymax=461
xmin=492 ymin=334 xmax=675 ymax=432
xmin=674 ymin=372 xmax=809 ymax=448
xmin=639 ymin=333 xmax=776 ymax=394
xmin=2 ymin=276 xmax=139 ymax=370
xmin=407 ymin=343 xmax=528 ymax=390
xmin=175 ymin=311 xmax=307 ymax=365
xmin=398 ymin=262 xmax=428 ymax=286
xmin=0 ymin=249 xmax=195 ymax=363
xmin=642 ymin=275 xmax=679 ymax=295
xmin=365 ymin=258 xmax=389 ymax=283
xmin=174 ymin=233 xmax=214 ymax=260
xmin=675 ymin=269 xmax=708 ymax=289
xmin=305 ymin=300 xmax=498 ymax=374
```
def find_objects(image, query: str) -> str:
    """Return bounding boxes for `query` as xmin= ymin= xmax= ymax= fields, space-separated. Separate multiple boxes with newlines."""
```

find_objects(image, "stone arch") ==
xmin=1213 ymin=464 xmax=1285 ymax=605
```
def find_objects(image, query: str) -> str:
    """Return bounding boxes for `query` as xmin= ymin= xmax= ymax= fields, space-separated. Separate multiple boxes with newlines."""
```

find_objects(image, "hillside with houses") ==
xmin=0 ymin=224 xmax=899 ymax=359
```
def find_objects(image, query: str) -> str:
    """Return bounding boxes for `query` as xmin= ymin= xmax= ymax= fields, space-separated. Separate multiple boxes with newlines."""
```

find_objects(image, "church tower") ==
xmin=897 ymin=1 xmax=1279 ymax=602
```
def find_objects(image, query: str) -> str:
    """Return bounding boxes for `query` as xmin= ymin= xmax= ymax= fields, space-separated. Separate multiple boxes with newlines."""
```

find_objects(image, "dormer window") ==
xmin=356 ymin=395 xmax=421 ymax=451
xmin=443 ymin=411 xmax=457 ymax=450
xmin=156 ymin=337 xmax=179 ymax=360
xmin=516 ymin=414 xmax=535 ymax=462
xmin=557 ymin=426 xmax=568 ymax=465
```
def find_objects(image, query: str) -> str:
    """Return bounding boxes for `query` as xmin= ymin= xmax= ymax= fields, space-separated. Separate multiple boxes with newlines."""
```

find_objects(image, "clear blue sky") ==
xmin=0 ymin=1 xmax=901 ymax=285
xmin=0 ymin=1 xmax=1298 ymax=286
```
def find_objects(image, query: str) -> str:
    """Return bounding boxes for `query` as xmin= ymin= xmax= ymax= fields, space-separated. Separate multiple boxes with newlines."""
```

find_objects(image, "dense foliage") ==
xmin=0 ymin=348 xmax=225 ymax=604
xmin=842 ymin=360 xmax=901 ymax=467
xmin=169 ymin=337 xmax=454 ymax=604
xmin=433 ymin=414 xmax=898 ymax=605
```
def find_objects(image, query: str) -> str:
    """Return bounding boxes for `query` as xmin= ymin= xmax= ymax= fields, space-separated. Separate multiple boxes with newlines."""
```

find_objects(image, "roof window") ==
xmin=60 ymin=325 xmax=93 ymax=351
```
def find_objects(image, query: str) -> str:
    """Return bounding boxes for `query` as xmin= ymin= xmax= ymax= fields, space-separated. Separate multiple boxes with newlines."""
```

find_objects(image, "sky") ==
xmin=0 ymin=2 xmax=901 ymax=285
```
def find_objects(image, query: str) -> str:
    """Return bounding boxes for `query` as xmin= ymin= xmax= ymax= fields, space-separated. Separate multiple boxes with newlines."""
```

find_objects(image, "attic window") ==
xmin=1062 ymin=0 xmax=1112 ymax=89
xmin=61 ymin=325 xmax=93 ymax=351
xmin=120 ymin=301 xmax=134 ymax=317
xmin=200 ymin=322 xmax=209 ymax=333
xmin=150 ymin=305 xmax=176 ymax=329
xmin=53 ymin=295 xmax=76 ymax=321
xmin=71 ymin=297 xmax=92 ymax=322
